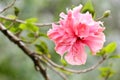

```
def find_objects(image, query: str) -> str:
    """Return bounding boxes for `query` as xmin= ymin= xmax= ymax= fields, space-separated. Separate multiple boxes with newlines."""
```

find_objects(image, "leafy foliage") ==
xmin=99 ymin=67 xmax=115 ymax=79
xmin=19 ymin=18 xmax=39 ymax=32
xmin=109 ymin=55 xmax=120 ymax=59
xmin=60 ymin=59 xmax=67 ymax=66
xmin=6 ymin=15 xmax=17 ymax=19
xmin=81 ymin=0 xmax=95 ymax=17
xmin=35 ymin=41 xmax=49 ymax=54
xmin=97 ymin=42 xmax=117 ymax=56
xmin=9 ymin=25 xmax=21 ymax=34
xmin=14 ymin=7 xmax=20 ymax=16
xmin=104 ymin=42 xmax=117 ymax=53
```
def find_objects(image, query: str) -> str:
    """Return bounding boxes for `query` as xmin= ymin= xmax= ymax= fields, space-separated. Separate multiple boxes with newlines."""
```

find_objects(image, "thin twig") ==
xmin=45 ymin=60 xmax=67 ymax=80
xmin=43 ymin=55 xmax=107 ymax=74
xmin=96 ymin=16 xmax=104 ymax=21
xmin=0 ymin=15 xmax=53 ymax=27
xmin=0 ymin=0 xmax=16 ymax=13
xmin=0 ymin=23 xmax=49 ymax=80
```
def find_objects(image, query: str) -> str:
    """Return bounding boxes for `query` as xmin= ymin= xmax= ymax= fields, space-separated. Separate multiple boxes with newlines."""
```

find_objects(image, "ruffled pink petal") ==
xmin=54 ymin=35 xmax=76 ymax=56
xmin=79 ymin=12 xmax=93 ymax=25
xmin=63 ymin=11 xmax=75 ymax=36
xmin=59 ymin=12 xmax=67 ymax=19
xmin=65 ymin=42 xmax=87 ymax=65
xmin=83 ymin=32 xmax=105 ymax=55
xmin=55 ymin=43 xmax=70 ymax=56
xmin=47 ymin=23 xmax=65 ymax=42
xmin=74 ymin=23 xmax=89 ymax=38
xmin=48 ymin=24 xmax=76 ymax=56
xmin=72 ymin=4 xmax=83 ymax=17
xmin=89 ymin=21 xmax=104 ymax=33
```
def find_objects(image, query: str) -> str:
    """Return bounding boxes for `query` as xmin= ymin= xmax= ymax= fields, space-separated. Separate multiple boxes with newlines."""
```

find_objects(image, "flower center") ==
xmin=77 ymin=37 xmax=81 ymax=40
xmin=77 ymin=37 xmax=84 ymax=40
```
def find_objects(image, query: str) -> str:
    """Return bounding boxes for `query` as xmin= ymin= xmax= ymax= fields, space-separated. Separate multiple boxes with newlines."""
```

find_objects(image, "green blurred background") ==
xmin=0 ymin=0 xmax=120 ymax=80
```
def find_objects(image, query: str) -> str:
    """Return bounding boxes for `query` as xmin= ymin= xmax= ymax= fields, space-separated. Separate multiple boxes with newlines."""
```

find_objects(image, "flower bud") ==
xmin=103 ymin=10 xmax=111 ymax=18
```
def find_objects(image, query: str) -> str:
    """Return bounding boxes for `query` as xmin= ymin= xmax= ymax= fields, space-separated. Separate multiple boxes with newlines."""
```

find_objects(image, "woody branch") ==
xmin=0 ymin=23 xmax=49 ymax=80
xmin=0 ymin=15 xmax=53 ymax=27
xmin=0 ymin=0 xmax=16 ymax=13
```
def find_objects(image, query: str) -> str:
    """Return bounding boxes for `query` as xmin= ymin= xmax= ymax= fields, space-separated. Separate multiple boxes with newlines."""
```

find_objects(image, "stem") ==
xmin=44 ymin=60 xmax=67 ymax=80
xmin=0 ymin=15 xmax=53 ymax=27
xmin=96 ymin=16 xmax=104 ymax=21
xmin=43 ymin=55 xmax=107 ymax=74
xmin=48 ymin=64 xmax=67 ymax=80
xmin=0 ymin=0 xmax=16 ymax=14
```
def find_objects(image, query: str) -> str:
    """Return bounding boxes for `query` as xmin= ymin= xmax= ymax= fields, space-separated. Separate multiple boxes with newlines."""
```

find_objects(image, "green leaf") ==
xmin=40 ymin=41 xmax=48 ymax=50
xmin=81 ymin=0 xmax=95 ymax=17
xmin=97 ymin=49 xmax=105 ymax=56
xmin=39 ymin=33 xmax=48 ymax=38
xmin=19 ymin=18 xmax=39 ymax=32
xmin=35 ymin=41 xmax=48 ymax=54
xmin=60 ymin=59 xmax=67 ymax=66
xmin=6 ymin=15 xmax=16 ymax=19
xmin=35 ymin=44 xmax=44 ymax=54
xmin=10 ymin=26 xmax=21 ymax=33
xmin=26 ymin=23 xmax=39 ymax=32
xmin=27 ymin=32 xmax=35 ymax=38
xmin=109 ymin=55 xmax=120 ymax=59
xmin=99 ymin=67 xmax=115 ymax=78
xmin=99 ymin=67 xmax=111 ymax=72
xmin=104 ymin=42 xmax=117 ymax=53
xmin=14 ymin=7 xmax=20 ymax=16
xmin=19 ymin=24 xmax=26 ymax=29
xmin=26 ymin=18 xmax=37 ymax=23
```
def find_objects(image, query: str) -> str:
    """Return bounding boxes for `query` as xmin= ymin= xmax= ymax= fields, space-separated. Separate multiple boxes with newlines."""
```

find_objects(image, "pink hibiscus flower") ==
xmin=47 ymin=4 xmax=105 ymax=65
